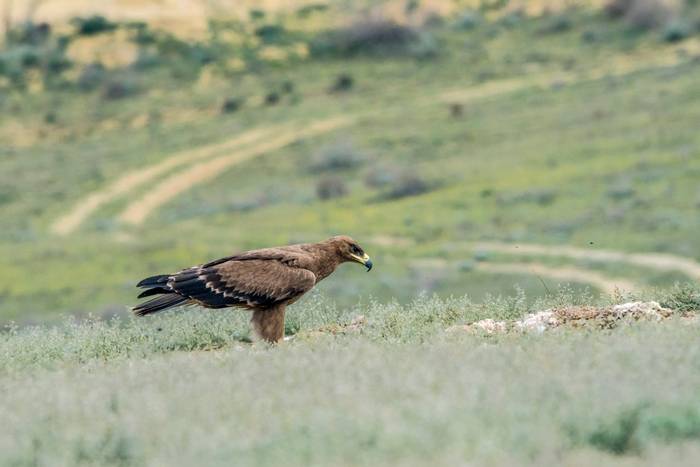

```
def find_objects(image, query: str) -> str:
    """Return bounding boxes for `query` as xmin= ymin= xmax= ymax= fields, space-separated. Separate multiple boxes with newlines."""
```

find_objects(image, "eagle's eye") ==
xmin=350 ymin=244 xmax=362 ymax=255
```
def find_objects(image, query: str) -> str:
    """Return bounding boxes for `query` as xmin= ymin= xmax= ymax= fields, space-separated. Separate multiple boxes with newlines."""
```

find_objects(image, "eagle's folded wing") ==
xmin=170 ymin=259 xmax=316 ymax=309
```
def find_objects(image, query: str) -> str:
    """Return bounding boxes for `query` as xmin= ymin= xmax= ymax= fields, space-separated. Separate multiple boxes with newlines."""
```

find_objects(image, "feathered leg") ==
xmin=251 ymin=305 xmax=286 ymax=343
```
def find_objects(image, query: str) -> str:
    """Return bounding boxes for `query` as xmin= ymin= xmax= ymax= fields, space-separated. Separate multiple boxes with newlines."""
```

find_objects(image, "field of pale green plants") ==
xmin=2 ymin=287 xmax=700 ymax=466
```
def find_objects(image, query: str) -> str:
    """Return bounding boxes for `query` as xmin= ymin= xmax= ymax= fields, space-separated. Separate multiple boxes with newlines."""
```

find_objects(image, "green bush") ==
xmin=0 ymin=34 xmax=72 ymax=89
xmin=71 ymin=16 xmax=118 ymax=36
xmin=660 ymin=283 xmax=700 ymax=312
xmin=5 ymin=21 xmax=51 ymax=46
xmin=254 ymin=24 xmax=286 ymax=43
xmin=453 ymin=11 xmax=482 ymax=30
xmin=584 ymin=404 xmax=700 ymax=454
xmin=220 ymin=96 xmax=244 ymax=114
xmin=538 ymin=14 xmax=574 ymax=35
xmin=77 ymin=63 xmax=106 ymax=91
xmin=662 ymin=19 xmax=692 ymax=42
xmin=379 ymin=171 xmax=434 ymax=201
xmin=329 ymin=73 xmax=354 ymax=93
xmin=587 ymin=406 xmax=644 ymax=454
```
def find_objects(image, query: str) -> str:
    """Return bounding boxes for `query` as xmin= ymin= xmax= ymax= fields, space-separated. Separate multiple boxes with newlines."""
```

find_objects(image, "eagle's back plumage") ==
xmin=133 ymin=246 xmax=322 ymax=317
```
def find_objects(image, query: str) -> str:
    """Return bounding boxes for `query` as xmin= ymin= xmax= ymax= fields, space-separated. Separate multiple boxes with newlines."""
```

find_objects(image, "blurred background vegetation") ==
xmin=1 ymin=0 xmax=700 ymax=323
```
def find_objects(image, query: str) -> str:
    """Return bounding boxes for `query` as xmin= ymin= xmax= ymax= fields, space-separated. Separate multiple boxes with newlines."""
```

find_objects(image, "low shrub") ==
xmin=254 ymin=24 xmax=286 ymax=43
xmin=453 ymin=11 xmax=481 ymax=30
xmin=407 ymin=32 xmax=440 ymax=59
xmin=329 ymin=73 xmax=354 ymax=93
xmin=221 ymin=97 xmax=244 ymax=114
xmin=660 ymin=283 xmax=700 ymax=312
xmin=662 ymin=19 xmax=692 ymax=42
xmin=587 ymin=406 xmax=644 ymax=454
xmin=605 ymin=0 xmax=678 ymax=30
xmin=584 ymin=404 xmax=700 ymax=455
xmin=311 ymin=141 xmax=365 ymax=172
xmin=0 ymin=25 xmax=72 ymax=88
xmin=449 ymin=103 xmax=464 ymax=118
xmin=364 ymin=165 xmax=401 ymax=188
xmin=606 ymin=179 xmax=636 ymax=200
xmin=264 ymin=91 xmax=280 ymax=106
xmin=4 ymin=21 xmax=51 ymax=45
xmin=316 ymin=176 xmax=348 ymax=200
xmin=310 ymin=17 xmax=423 ymax=57
xmin=77 ymin=63 xmax=106 ymax=91
xmin=281 ymin=80 xmax=294 ymax=94
xmin=71 ymin=15 xmax=117 ymax=36
xmin=102 ymin=76 xmax=139 ymax=100
xmin=538 ymin=14 xmax=574 ymax=34
xmin=380 ymin=171 xmax=433 ymax=201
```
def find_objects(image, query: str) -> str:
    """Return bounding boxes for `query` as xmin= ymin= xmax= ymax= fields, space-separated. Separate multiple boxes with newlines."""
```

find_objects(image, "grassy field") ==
xmin=2 ymin=0 xmax=700 ymax=464
xmin=2 ymin=1 xmax=700 ymax=321
xmin=2 ymin=288 xmax=700 ymax=466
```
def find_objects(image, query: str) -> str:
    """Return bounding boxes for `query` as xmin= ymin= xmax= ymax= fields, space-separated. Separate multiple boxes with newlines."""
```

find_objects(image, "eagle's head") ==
xmin=327 ymin=235 xmax=373 ymax=271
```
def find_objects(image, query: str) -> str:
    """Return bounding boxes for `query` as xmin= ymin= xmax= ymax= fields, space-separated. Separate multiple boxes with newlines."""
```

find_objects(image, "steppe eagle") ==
xmin=133 ymin=236 xmax=372 ymax=342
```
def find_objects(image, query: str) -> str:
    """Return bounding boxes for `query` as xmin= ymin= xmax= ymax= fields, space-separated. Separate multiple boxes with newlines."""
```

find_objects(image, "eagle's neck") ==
xmin=304 ymin=242 xmax=342 ymax=282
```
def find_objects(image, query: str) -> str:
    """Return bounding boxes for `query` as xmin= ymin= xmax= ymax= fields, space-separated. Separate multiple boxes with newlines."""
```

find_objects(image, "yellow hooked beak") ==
xmin=350 ymin=253 xmax=373 ymax=271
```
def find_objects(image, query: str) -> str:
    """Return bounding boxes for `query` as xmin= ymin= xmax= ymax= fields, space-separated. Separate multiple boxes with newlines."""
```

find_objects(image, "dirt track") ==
xmin=476 ymin=262 xmax=637 ymax=295
xmin=473 ymin=242 xmax=700 ymax=281
xmin=50 ymin=126 xmax=278 ymax=235
xmin=376 ymin=235 xmax=700 ymax=293
xmin=411 ymin=257 xmax=638 ymax=295
xmin=118 ymin=117 xmax=354 ymax=225
xmin=51 ymin=42 xmax=698 ymax=234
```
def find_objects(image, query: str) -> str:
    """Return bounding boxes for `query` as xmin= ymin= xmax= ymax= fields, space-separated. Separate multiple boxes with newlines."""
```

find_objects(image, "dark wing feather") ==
xmin=169 ymin=259 xmax=316 ymax=309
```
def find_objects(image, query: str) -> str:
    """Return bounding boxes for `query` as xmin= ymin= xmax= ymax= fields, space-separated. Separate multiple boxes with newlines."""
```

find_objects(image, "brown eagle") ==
xmin=133 ymin=236 xmax=372 ymax=342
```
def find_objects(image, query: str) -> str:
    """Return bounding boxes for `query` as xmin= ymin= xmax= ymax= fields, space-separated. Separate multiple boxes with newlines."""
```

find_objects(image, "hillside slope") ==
xmin=1 ymin=2 xmax=700 ymax=320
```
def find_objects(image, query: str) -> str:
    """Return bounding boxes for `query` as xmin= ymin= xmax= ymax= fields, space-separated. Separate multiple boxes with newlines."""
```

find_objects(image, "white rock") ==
xmin=470 ymin=319 xmax=507 ymax=334
xmin=515 ymin=310 xmax=560 ymax=333
xmin=611 ymin=301 xmax=671 ymax=321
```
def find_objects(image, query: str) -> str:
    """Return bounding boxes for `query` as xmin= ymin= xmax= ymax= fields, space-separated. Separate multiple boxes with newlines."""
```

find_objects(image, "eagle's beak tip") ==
xmin=365 ymin=259 xmax=373 ymax=271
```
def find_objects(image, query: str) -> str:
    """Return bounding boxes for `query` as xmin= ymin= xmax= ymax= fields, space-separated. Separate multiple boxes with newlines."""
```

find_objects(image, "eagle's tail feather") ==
xmin=133 ymin=294 xmax=187 ymax=316
xmin=137 ymin=287 xmax=171 ymax=299
xmin=137 ymin=274 xmax=170 ymax=288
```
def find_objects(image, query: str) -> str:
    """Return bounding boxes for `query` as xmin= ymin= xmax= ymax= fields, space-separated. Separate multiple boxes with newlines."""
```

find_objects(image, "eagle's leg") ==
xmin=251 ymin=305 xmax=286 ymax=343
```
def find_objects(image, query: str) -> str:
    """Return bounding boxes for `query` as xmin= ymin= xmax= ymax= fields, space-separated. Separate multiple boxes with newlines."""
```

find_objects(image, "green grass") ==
xmin=2 ymin=289 xmax=700 ymax=466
